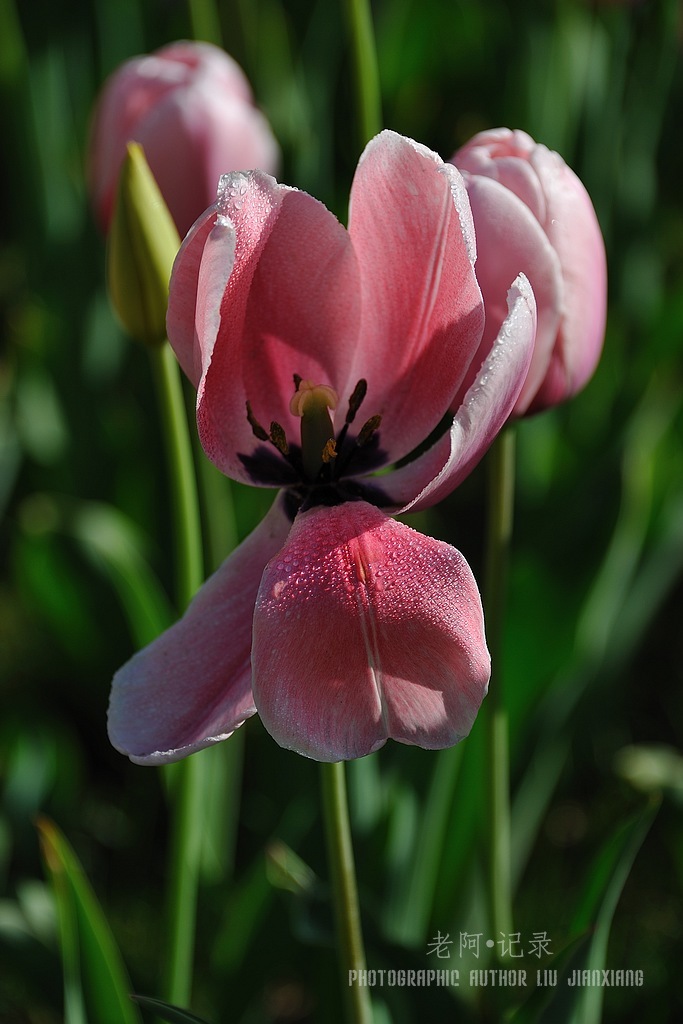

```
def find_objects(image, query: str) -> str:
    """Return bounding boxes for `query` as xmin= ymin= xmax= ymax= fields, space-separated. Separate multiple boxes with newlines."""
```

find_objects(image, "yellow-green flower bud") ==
xmin=106 ymin=143 xmax=181 ymax=346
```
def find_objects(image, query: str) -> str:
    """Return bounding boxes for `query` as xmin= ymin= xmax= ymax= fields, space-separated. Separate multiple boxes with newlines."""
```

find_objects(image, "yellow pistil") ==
xmin=290 ymin=380 xmax=339 ymax=479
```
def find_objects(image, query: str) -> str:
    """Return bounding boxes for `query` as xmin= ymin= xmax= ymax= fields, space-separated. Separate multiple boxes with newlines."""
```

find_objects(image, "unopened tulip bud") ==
xmin=88 ymin=41 xmax=280 ymax=238
xmin=452 ymin=128 xmax=607 ymax=414
xmin=107 ymin=142 xmax=180 ymax=346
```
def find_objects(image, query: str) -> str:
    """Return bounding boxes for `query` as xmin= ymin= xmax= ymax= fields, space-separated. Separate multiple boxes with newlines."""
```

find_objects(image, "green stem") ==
xmin=150 ymin=342 xmax=203 ymax=611
xmin=344 ymin=0 xmax=383 ymax=146
xmin=320 ymin=761 xmax=373 ymax=1024
xmin=150 ymin=342 xmax=205 ymax=1007
xmin=162 ymin=755 xmax=206 ymax=1005
xmin=483 ymin=427 xmax=516 ymax=943
xmin=398 ymin=743 xmax=463 ymax=944
xmin=187 ymin=0 xmax=222 ymax=46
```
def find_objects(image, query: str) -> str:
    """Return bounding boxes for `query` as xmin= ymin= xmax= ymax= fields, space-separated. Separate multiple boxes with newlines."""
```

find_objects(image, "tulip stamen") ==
xmin=356 ymin=414 xmax=382 ymax=447
xmin=336 ymin=378 xmax=368 ymax=453
xmin=322 ymin=438 xmax=337 ymax=463
xmin=246 ymin=401 xmax=292 ymax=461
xmin=246 ymin=400 xmax=269 ymax=441
xmin=270 ymin=421 xmax=289 ymax=456
xmin=345 ymin=379 xmax=368 ymax=424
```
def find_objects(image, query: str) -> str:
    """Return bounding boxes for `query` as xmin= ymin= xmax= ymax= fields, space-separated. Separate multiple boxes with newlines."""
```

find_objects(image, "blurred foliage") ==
xmin=1 ymin=0 xmax=683 ymax=1021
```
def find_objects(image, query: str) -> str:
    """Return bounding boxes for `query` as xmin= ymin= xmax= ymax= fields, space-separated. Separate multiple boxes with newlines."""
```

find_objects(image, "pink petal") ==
xmin=134 ymin=81 xmax=280 ymax=238
xmin=454 ymin=129 xmax=607 ymax=411
xmin=183 ymin=172 xmax=363 ymax=483
xmin=89 ymin=52 xmax=182 ymax=232
xmin=155 ymin=41 xmax=255 ymax=103
xmin=107 ymin=495 xmax=292 ymax=764
xmin=88 ymin=42 xmax=278 ymax=236
xmin=385 ymin=274 xmax=536 ymax=512
xmin=252 ymin=501 xmax=490 ymax=762
xmin=459 ymin=174 xmax=562 ymax=415
xmin=455 ymin=128 xmax=548 ymax=223
xmin=527 ymin=145 xmax=607 ymax=410
xmin=346 ymin=131 xmax=484 ymax=462
xmin=166 ymin=206 xmax=228 ymax=387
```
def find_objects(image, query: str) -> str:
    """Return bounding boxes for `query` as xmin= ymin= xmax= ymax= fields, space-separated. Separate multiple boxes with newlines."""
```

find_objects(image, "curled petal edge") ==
xmin=384 ymin=273 xmax=537 ymax=514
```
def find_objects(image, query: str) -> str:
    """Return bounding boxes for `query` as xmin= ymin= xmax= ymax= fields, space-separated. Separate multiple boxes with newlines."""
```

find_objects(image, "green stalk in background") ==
xmin=344 ymin=0 xmax=382 ymax=147
xmin=187 ymin=0 xmax=222 ymax=46
xmin=107 ymin=143 xmax=208 ymax=1009
xmin=149 ymin=343 xmax=207 ymax=1008
xmin=483 ymin=427 xmax=516 ymax=943
xmin=150 ymin=344 xmax=204 ymax=613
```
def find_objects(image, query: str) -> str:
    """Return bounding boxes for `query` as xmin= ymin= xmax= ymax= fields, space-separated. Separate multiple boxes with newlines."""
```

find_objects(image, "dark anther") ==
xmin=293 ymin=373 xmax=303 ymax=390
xmin=322 ymin=438 xmax=337 ymax=463
xmin=269 ymin=421 xmax=289 ymax=455
xmin=246 ymin=400 xmax=269 ymax=441
xmin=356 ymin=414 xmax=382 ymax=447
xmin=346 ymin=379 xmax=368 ymax=424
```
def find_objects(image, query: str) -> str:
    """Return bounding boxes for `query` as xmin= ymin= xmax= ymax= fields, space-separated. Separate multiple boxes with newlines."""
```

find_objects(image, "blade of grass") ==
xmin=132 ymin=995 xmax=213 ymax=1024
xmin=69 ymin=500 xmax=174 ymax=647
xmin=569 ymin=801 xmax=658 ymax=1024
xmin=37 ymin=817 xmax=143 ymax=1024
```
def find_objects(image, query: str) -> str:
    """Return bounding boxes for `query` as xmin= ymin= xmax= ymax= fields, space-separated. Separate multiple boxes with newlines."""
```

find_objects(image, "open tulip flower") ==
xmin=108 ymin=130 xmax=537 ymax=764
xmin=452 ymin=128 xmax=607 ymax=414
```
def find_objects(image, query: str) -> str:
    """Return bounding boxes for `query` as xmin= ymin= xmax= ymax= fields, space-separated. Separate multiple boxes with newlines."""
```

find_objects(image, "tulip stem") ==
xmin=150 ymin=341 xmax=204 ymax=614
xmin=187 ymin=0 xmax=222 ymax=46
xmin=344 ymin=0 xmax=382 ymax=146
xmin=483 ymin=426 xmax=516 ymax=944
xmin=320 ymin=761 xmax=373 ymax=1024
xmin=150 ymin=341 xmax=206 ymax=1008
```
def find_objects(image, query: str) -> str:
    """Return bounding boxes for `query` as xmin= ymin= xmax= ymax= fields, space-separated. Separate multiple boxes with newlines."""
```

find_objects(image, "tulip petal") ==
xmin=458 ymin=174 xmax=563 ymax=415
xmin=527 ymin=145 xmax=607 ymax=410
xmin=346 ymin=131 xmax=484 ymax=461
xmin=454 ymin=128 xmax=549 ymax=223
xmin=167 ymin=205 xmax=232 ymax=388
xmin=108 ymin=495 xmax=292 ymax=764
xmin=453 ymin=128 xmax=607 ymax=411
xmin=89 ymin=52 xmax=182 ymax=232
xmin=88 ymin=42 xmax=278 ymax=236
xmin=171 ymin=171 xmax=363 ymax=484
xmin=252 ymin=502 xmax=490 ymax=762
xmin=155 ymin=41 xmax=255 ymax=103
xmin=385 ymin=274 xmax=536 ymax=512
xmin=135 ymin=81 xmax=280 ymax=238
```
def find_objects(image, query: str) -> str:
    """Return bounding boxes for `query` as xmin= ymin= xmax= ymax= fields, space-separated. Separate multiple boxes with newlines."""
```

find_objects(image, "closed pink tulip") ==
xmin=108 ymin=131 xmax=538 ymax=764
xmin=88 ymin=41 xmax=279 ymax=238
xmin=452 ymin=128 xmax=607 ymax=413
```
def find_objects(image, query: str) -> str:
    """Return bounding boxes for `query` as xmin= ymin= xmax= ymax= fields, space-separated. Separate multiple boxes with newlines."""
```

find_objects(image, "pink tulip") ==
xmin=108 ymin=131 xmax=537 ymax=764
xmin=452 ymin=128 xmax=607 ymax=413
xmin=88 ymin=41 xmax=279 ymax=238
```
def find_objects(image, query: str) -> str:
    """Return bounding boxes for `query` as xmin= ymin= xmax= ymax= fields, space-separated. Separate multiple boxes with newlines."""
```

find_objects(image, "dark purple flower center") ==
xmin=242 ymin=376 xmax=390 ymax=517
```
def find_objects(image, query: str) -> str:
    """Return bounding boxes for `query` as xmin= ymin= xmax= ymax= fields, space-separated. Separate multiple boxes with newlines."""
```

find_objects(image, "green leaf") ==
xmin=569 ymin=802 xmax=659 ymax=1024
xmin=569 ymin=802 xmax=657 ymax=940
xmin=37 ymin=817 xmax=142 ymax=1024
xmin=513 ymin=801 xmax=658 ymax=1024
xmin=510 ymin=933 xmax=590 ymax=1024
xmin=131 ymin=994 xmax=213 ymax=1024
xmin=69 ymin=500 xmax=174 ymax=647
